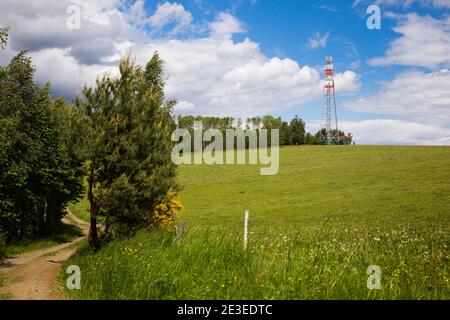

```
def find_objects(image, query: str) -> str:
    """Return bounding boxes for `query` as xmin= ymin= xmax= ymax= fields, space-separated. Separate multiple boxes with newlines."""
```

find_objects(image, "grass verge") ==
xmin=63 ymin=221 xmax=449 ymax=300
xmin=3 ymin=223 xmax=83 ymax=258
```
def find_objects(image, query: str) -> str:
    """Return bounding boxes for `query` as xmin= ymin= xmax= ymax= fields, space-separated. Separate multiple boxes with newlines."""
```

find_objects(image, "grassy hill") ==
xmin=63 ymin=146 xmax=450 ymax=299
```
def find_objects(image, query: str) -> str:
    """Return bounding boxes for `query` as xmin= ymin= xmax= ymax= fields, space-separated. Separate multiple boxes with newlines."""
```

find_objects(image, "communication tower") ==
xmin=320 ymin=56 xmax=340 ymax=145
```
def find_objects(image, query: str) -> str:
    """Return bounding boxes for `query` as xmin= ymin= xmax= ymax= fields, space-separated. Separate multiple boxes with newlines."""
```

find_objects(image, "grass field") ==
xmin=63 ymin=146 xmax=450 ymax=299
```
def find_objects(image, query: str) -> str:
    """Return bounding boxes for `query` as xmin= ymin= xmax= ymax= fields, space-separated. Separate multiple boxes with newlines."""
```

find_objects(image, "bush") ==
xmin=150 ymin=190 xmax=184 ymax=233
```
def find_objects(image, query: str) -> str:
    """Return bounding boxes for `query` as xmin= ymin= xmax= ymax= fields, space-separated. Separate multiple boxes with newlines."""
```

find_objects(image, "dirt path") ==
xmin=0 ymin=212 xmax=89 ymax=300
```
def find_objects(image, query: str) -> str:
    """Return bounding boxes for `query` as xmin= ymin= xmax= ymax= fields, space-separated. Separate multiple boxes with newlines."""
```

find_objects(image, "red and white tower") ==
xmin=321 ymin=56 xmax=340 ymax=145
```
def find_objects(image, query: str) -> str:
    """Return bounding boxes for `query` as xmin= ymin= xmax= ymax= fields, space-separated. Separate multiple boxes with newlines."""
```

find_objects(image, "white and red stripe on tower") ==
xmin=320 ymin=56 xmax=340 ymax=145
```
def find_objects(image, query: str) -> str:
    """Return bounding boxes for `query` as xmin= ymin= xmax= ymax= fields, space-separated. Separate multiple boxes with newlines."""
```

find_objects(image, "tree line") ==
xmin=0 ymin=28 xmax=84 ymax=244
xmin=177 ymin=115 xmax=353 ymax=147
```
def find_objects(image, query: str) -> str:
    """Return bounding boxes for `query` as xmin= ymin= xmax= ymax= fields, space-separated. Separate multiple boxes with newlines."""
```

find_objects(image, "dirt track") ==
xmin=0 ymin=213 xmax=89 ymax=300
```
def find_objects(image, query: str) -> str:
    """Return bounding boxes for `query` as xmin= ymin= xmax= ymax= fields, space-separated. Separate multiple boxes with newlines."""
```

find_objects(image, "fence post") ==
xmin=244 ymin=210 xmax=249 ymax=250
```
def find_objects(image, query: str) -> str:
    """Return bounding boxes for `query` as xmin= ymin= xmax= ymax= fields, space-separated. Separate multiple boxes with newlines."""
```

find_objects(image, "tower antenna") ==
xmin=320 ymin=56 xmax=340 ymax=145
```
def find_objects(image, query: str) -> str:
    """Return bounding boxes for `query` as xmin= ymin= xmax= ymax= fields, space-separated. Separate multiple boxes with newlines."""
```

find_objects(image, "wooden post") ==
xmin=244 ymin=210 xmax=249 ymax=250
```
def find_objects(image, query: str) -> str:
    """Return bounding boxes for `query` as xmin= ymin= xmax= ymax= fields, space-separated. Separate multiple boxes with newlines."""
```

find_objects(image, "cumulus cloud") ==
xmin=0 ymin=0 xmax=360 ymax=117
xmin=30 ymin=48 xmax=119 ymax=96
xmin=333 ymin=71 xmax=361 ymax=93
xmin=368 ymin=13 xmax=450 ymax=69
xmin=345 ymin=69 xmax=450 ymax=125
xmin=209 ymin=12 xmax=246 ymax=38
xmin=342 ymin=12 xmax=450 ymax=145
xmin=130 ymin=37 xmax=359 ymax=116
xmin=307 ymin=119 xmax=450 ymax=145
xmin=148 ymin=2 xmax=193 ymax=34
xmin=344 ymin=119 xmax=450 ymax=145
xmin=0 ymin=0 xmax=131 ymax=64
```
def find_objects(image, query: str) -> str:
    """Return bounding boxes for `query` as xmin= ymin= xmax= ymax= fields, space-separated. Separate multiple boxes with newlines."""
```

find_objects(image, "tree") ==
xmin=305 ymin=132 xmax=320 ymax=145
xmin=0 ymin=31 xmax=84 ymax=241
xmin=314 ymin=128 xmax=353 ymax=145
xmin=262 ymin=115 xmax=290 ymax=146
xmin=346 ymin=132 xmax=353 ymax=145
xmin=0 ymin=26 xmax=10 ymax=49
xmin=75 ymin=54 xmax=178 ymax=249
xmin=246 ymin=117 xmax=262 ymax=130
xmin=289 ymin=116 xmax=306 ymax=145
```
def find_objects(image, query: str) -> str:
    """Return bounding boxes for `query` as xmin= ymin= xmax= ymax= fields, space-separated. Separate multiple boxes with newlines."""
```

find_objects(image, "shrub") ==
xmin=151 ymin=190 xmax=184 ymax=233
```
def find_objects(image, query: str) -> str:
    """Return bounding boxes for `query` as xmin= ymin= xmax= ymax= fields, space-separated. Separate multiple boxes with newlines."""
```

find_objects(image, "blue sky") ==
xmin=0 ymin=0 xmax=449 ymax=144
xmin=164 ymin=0 xmax=446 ymax=123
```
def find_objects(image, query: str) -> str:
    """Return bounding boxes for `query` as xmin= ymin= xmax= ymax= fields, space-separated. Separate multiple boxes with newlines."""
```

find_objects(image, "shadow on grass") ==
xmin=2 ymin=222 xmax=84 ymax=259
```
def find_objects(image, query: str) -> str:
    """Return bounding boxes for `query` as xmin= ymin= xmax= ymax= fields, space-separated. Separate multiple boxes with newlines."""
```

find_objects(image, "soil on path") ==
xmin=0 ymin=212 xmax=89 ymax=300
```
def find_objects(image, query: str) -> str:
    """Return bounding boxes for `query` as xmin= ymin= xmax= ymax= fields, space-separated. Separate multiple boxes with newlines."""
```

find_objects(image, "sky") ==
xmin=0 ymin=0 xmax=449 ymax=145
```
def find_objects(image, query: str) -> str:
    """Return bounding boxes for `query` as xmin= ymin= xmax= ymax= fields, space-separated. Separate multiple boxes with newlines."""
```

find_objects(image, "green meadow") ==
xmin=63 ymin=146 xmax=450 ymax=299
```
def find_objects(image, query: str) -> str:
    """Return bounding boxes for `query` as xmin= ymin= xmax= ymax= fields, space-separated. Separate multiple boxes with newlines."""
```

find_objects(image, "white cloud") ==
xmin=30 ymin=47 xmax=118 ymax=96
xmin=176 ymin=100 xmax=195 ymax=111
xmin=2 ymin=0 xmax=448 ymax=146
xmin=0 ymin=0 xmax=134 ymax=64
xmin=353 ymin=0 xmax=450 ymax=8
xmin=209 ymin=12 xmax=246 ymax=39
xmin=0 ymin=1 xmax=360 ymax=117
xmin=368 ymin=13 xmax=450 ymax=69
xmin=333 ymin=71 xmax=361 ymax=93
xmin=344 ymin=119 xmax=450 ymax=145
xmin=307 ymin=119 xmax=450 ymax=145
xmin=128 ymin=0 xmax=148 ymax=26
xmin=131 ymin=37 xmax=359 ymax=116
xmin=149 ymin=2 xmax=193 ymax=34
xmin=344 ymin=10 xmax=450 ymax=146
xmin=345 ymin=69 xmax=450 ymax=125
xmin=307 ymin=32 xmax=330 ymax=49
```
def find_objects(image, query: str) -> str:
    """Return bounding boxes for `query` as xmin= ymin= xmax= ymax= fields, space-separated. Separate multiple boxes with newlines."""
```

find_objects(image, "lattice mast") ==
xmin=321 ymin=56 xmax=340 ymax=145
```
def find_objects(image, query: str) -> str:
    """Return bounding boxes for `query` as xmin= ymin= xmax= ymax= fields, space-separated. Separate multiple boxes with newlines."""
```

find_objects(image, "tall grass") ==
xmin=63 ymin=220 xmax=449 ymax=300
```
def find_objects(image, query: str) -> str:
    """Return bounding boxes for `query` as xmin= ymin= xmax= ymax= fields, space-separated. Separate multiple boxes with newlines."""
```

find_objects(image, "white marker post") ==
xmin=244 ymin=210 xmax=249 ymax=250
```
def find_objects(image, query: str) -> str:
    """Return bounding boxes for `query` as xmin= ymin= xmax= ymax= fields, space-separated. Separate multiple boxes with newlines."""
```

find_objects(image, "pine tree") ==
xmin=76 ymin=54 xmax=177 ymax=249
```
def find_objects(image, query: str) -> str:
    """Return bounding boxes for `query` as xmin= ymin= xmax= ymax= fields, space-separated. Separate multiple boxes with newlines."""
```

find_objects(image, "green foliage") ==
xmin=75 ymin=54 xmax=178 ymax=247
xmin=305 ymin=132 xmax=320 ymax=145
xmin=0 ymin=26 xmax=10 ymax=49
xmin=261 ymin=115 xmax=291 ymax=145
xmin=316 ymin=128 xmax=353 ymax=145
xmin=68 ymin=179 xmax=91 ymax=222
xmin=177 ymin=114 xmax=323 ymax=147
xmin=0 ymin=32 xmax=84 ymax=242
xmin=289 ymin=116 xmax=306 ymax=145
